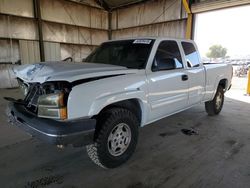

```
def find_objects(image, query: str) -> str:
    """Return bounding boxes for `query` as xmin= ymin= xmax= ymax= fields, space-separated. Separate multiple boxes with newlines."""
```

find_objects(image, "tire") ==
xmin=86 ymin=108 xmax=139 ymax=168
xmin=205 ymin=86 xmax=224 ymax=116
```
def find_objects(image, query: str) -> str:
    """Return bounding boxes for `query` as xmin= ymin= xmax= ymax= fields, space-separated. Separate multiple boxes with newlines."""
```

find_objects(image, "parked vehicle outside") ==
xmin=234 ymin=64 xmax=248 ymax=77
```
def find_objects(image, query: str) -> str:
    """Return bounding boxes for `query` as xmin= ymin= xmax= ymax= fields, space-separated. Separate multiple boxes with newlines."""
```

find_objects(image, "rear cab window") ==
xmin=181 ymin=42 xmax=201 ymax=68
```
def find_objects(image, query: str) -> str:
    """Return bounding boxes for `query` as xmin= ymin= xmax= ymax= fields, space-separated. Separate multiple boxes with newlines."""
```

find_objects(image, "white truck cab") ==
xmin=6 ymin=37 xmax=232 ymax=168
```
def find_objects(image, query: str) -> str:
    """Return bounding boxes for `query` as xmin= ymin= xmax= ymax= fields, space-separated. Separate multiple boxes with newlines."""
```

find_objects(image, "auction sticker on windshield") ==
xmin=133 ymin=39 xmax=152 ymax=44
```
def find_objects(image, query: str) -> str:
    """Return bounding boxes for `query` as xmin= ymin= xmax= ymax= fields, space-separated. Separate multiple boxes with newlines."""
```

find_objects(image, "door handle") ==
xmin=182 ymin=74 xmax=188 ymax=81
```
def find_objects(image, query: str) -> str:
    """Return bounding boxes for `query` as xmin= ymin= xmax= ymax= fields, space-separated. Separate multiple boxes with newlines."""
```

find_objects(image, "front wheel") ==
xmin=86 ymin=108 xmax=139 ymax=168
xmin=205 ymin=86 xmax=224 ymax=116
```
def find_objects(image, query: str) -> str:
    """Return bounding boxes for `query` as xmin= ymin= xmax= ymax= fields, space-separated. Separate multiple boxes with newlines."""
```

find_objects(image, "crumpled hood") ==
xmin=13 ymin=62 xmax=138 ymax=83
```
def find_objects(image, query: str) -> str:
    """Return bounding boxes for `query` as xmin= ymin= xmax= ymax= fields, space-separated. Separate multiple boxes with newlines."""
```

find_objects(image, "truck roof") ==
xmin=108 ymin=37 xmax=194 ymax=43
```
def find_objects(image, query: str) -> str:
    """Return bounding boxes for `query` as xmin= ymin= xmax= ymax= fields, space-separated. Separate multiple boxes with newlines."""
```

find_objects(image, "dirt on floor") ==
xmin=0 ymin=77 xmax=250 ymax=188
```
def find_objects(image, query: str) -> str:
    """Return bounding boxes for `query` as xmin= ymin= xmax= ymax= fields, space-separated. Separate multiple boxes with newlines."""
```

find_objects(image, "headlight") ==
xmin=17 ymin=79 xmax=29 ymax=98
xmin=37 ymin=92 xmax=67 ymax=120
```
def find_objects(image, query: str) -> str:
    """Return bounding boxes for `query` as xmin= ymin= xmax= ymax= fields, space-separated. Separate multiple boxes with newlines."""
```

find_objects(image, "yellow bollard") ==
xmin=247 ymin=70 xmax=250 ymax=95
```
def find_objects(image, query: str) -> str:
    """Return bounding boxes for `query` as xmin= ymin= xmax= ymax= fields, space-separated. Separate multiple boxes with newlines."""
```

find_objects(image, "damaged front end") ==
xmin=6 ymin=78 xmax=72 ymax=120
xmin=6 ymin=78 xmax=96 ymax=146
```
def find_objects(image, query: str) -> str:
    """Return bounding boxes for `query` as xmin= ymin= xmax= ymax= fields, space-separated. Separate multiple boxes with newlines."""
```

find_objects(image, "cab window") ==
xmin=181 ymin=42 xmax=200 ymax=68
xmin=152 ymin=40 xmax=183 ymax=72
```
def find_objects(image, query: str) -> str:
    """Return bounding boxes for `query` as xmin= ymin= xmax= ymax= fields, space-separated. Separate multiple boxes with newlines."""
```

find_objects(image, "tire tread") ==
xmin=205 ymin=86 xmax=224 ymax=116
xmin=86 ymin=107 xmax=138 ymax=168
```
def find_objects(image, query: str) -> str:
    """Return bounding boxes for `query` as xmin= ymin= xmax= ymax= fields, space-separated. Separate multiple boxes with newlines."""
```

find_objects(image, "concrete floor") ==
xmin=1 ymin=77 xmax=250 ymax=188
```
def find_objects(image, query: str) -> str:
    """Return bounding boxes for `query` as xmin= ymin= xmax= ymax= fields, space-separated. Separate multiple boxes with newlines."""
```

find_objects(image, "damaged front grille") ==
xmin=19 ymin=80 xmax=72 ymax=114
xmin=25 ymin=83 xmax=43 ymax=113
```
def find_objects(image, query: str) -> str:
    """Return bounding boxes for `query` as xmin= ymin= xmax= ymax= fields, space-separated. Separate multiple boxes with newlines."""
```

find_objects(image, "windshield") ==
xmin=85 ymin=39 xmax=155 ymax=69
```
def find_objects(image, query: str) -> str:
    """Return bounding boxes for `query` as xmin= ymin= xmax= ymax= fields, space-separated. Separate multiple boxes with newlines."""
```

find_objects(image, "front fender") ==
xmin=88 ymin=89 xmax=149 ymax=126
xmin=66 ymin=73 xmax=148 ymax=124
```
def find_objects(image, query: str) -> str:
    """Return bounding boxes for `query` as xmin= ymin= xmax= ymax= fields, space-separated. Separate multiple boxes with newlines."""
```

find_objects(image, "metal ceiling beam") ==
xmin=192 ymin=0 xmax=250 ymax=13
xmin=95 ymin=0 xmax=110 ymax=10
xmin=96 ymin=0 xmax=149 ymax=10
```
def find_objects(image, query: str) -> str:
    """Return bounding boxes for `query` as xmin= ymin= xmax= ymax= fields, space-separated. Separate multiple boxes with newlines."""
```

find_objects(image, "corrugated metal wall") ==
xmin=0 ymin=0 xmax=108 ymax=88
xmin=44 ymin=42 xmax=61 ymax=61
xmin=0 ymin=39 xmax=20 ymax=88
xmin=19 ymin=40 xmax=40 ymax=64
xmin=41 ymin=0 xmax=108 ymax=48
xmin=111 ymin=0 xmax=188 ymax=39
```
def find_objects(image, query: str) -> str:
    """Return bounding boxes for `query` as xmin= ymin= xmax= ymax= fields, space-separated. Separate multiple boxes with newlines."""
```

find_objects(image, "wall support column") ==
xmin=33 ymin=0 xmax=45 ymax=61
xmin=182 ymin=0 xmax=193 ymax=39
xmin=108 ymin=11 xmax=112 ymax=40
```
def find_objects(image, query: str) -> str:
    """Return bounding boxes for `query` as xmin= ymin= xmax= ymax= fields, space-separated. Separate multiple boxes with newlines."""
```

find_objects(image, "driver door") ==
xmin=147 ymin=40 xmax=189 ymax=122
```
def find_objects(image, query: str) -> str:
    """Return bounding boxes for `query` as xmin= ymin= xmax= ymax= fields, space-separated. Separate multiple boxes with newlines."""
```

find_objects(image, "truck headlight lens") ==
xmin=17 ymin=79 xmax=29 ymax=98
xmin=37 ymin=93 xmax=67 ymax=120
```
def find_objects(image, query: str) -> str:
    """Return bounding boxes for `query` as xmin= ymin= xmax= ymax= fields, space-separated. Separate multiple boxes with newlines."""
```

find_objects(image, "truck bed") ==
xmin=203 ymin=63 xmax=232 ymax=101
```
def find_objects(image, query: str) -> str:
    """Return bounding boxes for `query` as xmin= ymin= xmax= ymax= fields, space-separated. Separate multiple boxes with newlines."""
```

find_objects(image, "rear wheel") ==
xmin=86 ymin=108 xmax=139 ymax=168
xmin=205 ymin=86 xmax=224 ymax=116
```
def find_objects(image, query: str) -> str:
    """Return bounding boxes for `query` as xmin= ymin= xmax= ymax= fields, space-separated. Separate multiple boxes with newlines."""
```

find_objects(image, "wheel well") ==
xmin=219 ymin=79 xmax=228 ymax=90
xmin=93 ymin=99 xmax=142 ymax=141
xmin=99 ymin=99 xmax=142 ymax=124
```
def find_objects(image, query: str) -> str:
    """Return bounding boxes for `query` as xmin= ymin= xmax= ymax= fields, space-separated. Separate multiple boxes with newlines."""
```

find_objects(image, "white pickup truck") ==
xmin=6 ymin=37 xmax=232 ymax=168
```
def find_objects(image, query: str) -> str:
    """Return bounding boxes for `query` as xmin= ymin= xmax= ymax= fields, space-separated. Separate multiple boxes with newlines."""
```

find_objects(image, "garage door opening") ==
xmin=194 ymin=5 xmax=250 ymax=103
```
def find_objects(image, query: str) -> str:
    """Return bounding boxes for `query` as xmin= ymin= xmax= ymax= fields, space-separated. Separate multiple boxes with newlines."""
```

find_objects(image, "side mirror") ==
xmin=152 ymin=58 xmax=176 ymax=71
